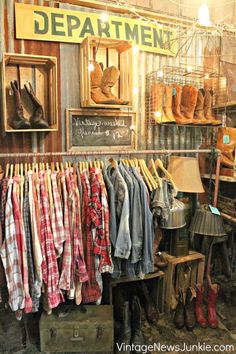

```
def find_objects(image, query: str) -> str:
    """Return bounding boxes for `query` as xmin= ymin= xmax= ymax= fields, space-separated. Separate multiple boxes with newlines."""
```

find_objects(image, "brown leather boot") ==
xmin=216 ymin=127 xmax=236 ymax=168
xmin=115 ymin=301 xmax=131 ymax=354
xmin=193 ymin=89 xmax=212 ymax=125
xmin=151 ymin=83 xmax=174 ymax=124
xmin=131 ymin=296 xmax=145 ymax=353
xmin=137 ymin=282 xmax=159 ymax=324
xmin=204 ymin=89 xmax=221 ymax=126
xmin=184 ymin=287 xmax=196 ymax=331
xmin=24 ymin=82 xmax=49 ymax=129
xmin=207 ymin=283 xmax=220 ymax=329
xmin=180 ymin=85 xmax=198 ymax=124
xmin=10 ymin=81 xmax=31 ymax=130
xmin=172 ymin=84 xmax=190 ymax=124
xmin=90 ymin=62 xmax=116 ymax=104
xmin=101 ymin=66 xmax=128 ymax=104
xmin=163 ymin=85 xmax=176 ymax=124
xmin=195 ymin=284 xmax=207 ymax=328
xmin=173 ymin=289 xmax=185 ymax=329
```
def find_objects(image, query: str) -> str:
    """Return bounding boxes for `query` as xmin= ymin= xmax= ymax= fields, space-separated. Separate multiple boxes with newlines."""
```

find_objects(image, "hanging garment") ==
xmin=0 ymin=179 xmax=25 ymax=312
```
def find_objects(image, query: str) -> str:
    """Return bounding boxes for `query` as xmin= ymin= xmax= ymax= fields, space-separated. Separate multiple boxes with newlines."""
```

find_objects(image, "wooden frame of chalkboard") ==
xmin=66 ymin=109 xmax=136 ymax=152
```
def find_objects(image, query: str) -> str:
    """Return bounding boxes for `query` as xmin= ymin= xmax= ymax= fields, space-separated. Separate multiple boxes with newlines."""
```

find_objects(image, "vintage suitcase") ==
xmin=39 ymin=305 xmax=113 ymax=353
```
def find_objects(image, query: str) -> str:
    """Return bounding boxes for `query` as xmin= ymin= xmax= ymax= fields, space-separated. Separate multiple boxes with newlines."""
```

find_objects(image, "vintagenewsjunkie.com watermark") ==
xmin=116 ymin=342 xmax=235 ymax=353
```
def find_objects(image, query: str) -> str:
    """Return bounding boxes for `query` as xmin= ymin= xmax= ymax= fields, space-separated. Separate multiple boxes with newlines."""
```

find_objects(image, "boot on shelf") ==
xmin=115 ymin=301 xmax=131 ymax=354
xmin=137 ymin=281 xmax=159 ymax=324
xmin=163 ymin=85 xmax=176 ymax=124
xmin=216 ymin=127 xmax=236 ymax=168
xmin=172 ymin=84 xmax=190 ymax=124
xmin=180 ymin=85 xmax=198 ymax=124
xmin=131 ymin=296 xmax=145 ymax=353
xmin=204 ymin=89 xmax=221 ymax=126
xmin=184 ymin=287 xmax=196 ymax=331
xmin=90 ymin=62 xmax=116 ymax=104
xmin=173 ymin=289 xmax=185 ymax=329
xmin=195 ymin=284 xmax=207 ymax=328
xmin=207 ymin=283 xmax=220 ymax=329
xmin=10 ymin=81 xmax=31 ymax=130
xmin=24 ymin=82 xmax=49 ymax=129
xmin=151 ymin=83 xmax=174 ymax=124
xmin=101 ymin=66 xmax=128 ymax=105
xmin=193 ymin=89 xmax=212 ymax=125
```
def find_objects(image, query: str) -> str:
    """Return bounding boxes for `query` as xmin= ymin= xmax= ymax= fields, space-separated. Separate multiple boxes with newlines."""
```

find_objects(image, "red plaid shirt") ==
xmin=39 ymin=171 xmax=63 ymax=309
xmin=81 ymin=171 xmax=101 ymax=303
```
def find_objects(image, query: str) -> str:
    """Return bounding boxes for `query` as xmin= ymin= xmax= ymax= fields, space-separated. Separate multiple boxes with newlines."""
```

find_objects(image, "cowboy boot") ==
xmin=195 ymin=284 xmax=207 ymax=328
xmin=115 ymin=301 xmax=131 ymax=354
xmin=173 ymin=289 xmax=185 ymax=329
xmin=137 ymin=281 xmax=159 ymax=324
xmin=185 ymin=287 xmax=196 ymax=331
xmin=131 ymin=296 xmax=145 ymax=353
xmin=24 ymin=82 xmax=49 ymax=129
xmin=193 ymin=89 xmax=212 ymax=125
xmin=151 ymin=83 xmax=170 ymax=124
xmin=90 ymin=62 xmax=116 ymax=104
xmin=180 ymin=85 xmax=198 ymax=124
xmin=216 ymin=127 xmax=236 ymax=168
xmin=207 ymin=283 xmax=220 ymax=329
xmin=10 ymin=81 xmax=31 ymax=130
xmin=204 ymin=89 xmax=221 ymax=126
xmin=163 ymin=85 xmax=176 ymax=124
xmin=172 ymin=84 xmax=190 ymax=124
xmin=101 ymin=66 xmax=128 ymax=104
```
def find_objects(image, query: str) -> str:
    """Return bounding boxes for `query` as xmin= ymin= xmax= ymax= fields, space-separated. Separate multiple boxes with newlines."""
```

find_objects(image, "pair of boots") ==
xmin=151 ymin=84 xmax=221 ymax=126
xmin=173 ymin=287 xmax=196 ymax=331
xmin=115 ymin=296 xmax=144 ymax=354
xmin=10 ymin=81 xmax=49 ymax=130
xmin=90 ymin=62 xmax=128 ymax=105
xmin=195 ymin=283 xmax=220 ymax=329
xmin=216 ymin=127 xmax=236 ymax=168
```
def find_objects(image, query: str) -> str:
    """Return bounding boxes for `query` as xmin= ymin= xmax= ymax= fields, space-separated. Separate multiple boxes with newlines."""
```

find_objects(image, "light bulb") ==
xmin=187 ymin=66 xmax=192 ymax=73
xmin=205 ymin=73 xmax=210 ymax=79
xmin=133 ymin=87 xmax=138 ymax=94
xmin=154 ymin=111 xmax=161 ymax=118
xmin=198 ymin=1 xmax=211 ymax=27
xmin=88 ymin=63 xmax=95 ymax=72
xmin=100 ymin=12 xmax=108 ymax=22
xmin=132 ymin=45 xmax=139 ymax=55
xmin=157 ymin=70 xmax=163 ymax=78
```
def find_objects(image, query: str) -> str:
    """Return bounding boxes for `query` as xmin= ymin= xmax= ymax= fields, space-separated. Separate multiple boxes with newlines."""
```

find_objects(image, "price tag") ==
xmin=172 ymin=88 xmax=177 ymax=96
xmin=209 ymin=204 xmax=221 ymax=216
xmin=223 ymin=134 xmax=230 ymax=144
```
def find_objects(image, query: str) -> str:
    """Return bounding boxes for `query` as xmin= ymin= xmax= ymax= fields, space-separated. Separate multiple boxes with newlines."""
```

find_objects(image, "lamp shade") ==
xmin=167 ymin=156 xmax=204 ymax=193
xmin=189 ymin=209 xmax=226 ymax=237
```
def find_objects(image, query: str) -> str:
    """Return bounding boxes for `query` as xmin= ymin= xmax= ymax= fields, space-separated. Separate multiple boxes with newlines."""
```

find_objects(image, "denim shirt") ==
xmin=107 ymin=166 xmax=131 ymax=260
xmin=131 ymin=168 xmax=154 ymax=276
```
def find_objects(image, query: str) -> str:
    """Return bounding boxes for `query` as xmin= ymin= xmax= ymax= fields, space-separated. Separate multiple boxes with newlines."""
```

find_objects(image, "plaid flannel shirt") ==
xmin=0 ymin=179 xmax=25 ymax=312
xmin=39 ymin=171 xmax=63 ymax=309
xmin=81 ymin=171 xmax=101 ymax=304
xmin=0 ymin=177 xmax=8 ymax=241
xmin=51 ymin=172 xmax=65 ymax=257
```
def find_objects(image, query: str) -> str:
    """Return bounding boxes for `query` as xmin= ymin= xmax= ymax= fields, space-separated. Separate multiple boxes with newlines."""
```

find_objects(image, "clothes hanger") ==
xmin=155 ymin=158 xmax=177 ymax=190
xmin=137 ymin=159 xmax=153 ymax=191
xmin=5 ymin=163 xmax=9 ymax=178
xmin=24 ymin=163 xmax=28 ymax=176
xmin=140 ymin=159 xmax=158 ymax=190
xmin=10 ymin=164 xmax=14 ymax=179
xmin=148 ymin=159 xmax=162 ymax=187
xmin=109 ymin=158 xmax=118 ymax=168
xmin=56 ymin=162 xmax=60 ymax=172
xmin=51 ymin=162 xmax=55 ymax=172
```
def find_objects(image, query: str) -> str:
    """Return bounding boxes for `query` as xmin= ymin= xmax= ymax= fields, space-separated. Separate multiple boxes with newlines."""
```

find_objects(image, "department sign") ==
xmin=15 ymin=3 xmax=177 ymax=56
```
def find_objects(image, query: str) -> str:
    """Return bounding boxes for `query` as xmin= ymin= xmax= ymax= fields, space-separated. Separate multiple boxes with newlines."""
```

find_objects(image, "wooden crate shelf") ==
xmin=80 ymin=36 xmax=133 ymax=109
xmin=163 ymin=251 xmax=205 ymax=313
xmin=2 ymin=53 xmax=58 ymax=132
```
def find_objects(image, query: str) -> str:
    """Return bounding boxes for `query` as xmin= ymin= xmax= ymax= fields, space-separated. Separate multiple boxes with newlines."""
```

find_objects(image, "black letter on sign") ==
xmin=153 ymin=28 xmax=163 ymax=49
xmin=125 ymin=23 xmax=139 ymax=44
xmin=97 ymin=19 xmax=110 ymax=37
xmin=141 ymin=26 xmax=152 ymax=46
xmin=80 ymin=18 xmax=95 ymax=37
xmin=164 ymin=30 xmax=172 ymax=50
xmin=52 ymin=13 xmax=65 ymax=36
xmin=111 ymin=21 xmax=122 ymax=39
xmin=34 ymin=11 xmax=48 ymax=34
xmin=67 ymin=15 xmax=80 ymax=37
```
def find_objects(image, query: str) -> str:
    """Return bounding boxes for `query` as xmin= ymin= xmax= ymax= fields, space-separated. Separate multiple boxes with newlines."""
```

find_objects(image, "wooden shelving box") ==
xmin=163 ymin=251 xmax=205 ymax=313
xmin=80 ymin=36 xmax=133 ymax=109
xmin=2 ymin=53 xmax=58 ymax=132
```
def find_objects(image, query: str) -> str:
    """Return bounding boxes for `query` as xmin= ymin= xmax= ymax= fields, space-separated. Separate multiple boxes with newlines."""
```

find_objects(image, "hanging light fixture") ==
xmin=198 ymin=0 xmax=211 ymax=27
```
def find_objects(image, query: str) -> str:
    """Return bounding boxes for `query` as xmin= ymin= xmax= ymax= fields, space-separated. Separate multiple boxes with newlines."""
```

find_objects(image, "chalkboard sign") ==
xmin=66 ymin=109 xmax=136 ymax=151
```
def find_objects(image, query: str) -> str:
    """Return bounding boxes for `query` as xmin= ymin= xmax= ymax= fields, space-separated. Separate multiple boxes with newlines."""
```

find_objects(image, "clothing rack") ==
xmin=0 ymin=149 xmax=220 ymax=158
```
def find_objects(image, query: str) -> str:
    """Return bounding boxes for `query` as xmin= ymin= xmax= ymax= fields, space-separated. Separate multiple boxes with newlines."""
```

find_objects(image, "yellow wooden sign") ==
xmin=15 ymin=3 xmax=177 ymax=56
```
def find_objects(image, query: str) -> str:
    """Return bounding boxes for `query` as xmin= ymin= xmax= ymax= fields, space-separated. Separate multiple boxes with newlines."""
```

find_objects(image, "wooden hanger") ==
xmin=109 ymin=158 xmax=118 ymax=168
xmin=148 ymin=159 xmax=162 ymax=187
xmin=24 ymin=163 xmax=28 ymax=176
xmin=137 ymin=160 xmax=153 ymax=191
xmin=56 ymin=162 xmax=60 ymax=172
xmin=51 ymin=162 xmax=55 ymax=172
xmin=5 ymin=163 xmax=10 ymax=178
xmin=155 ymin=158 xmax=177 ymax=189
xmin=20 ymin=163 xmax=23 ymax=178
xmin=10 ymin=164 xmax=14 ymax=179
xmin=60 ymin=162 xmax=64 ymax=172
xmin=141 ymin=159 xmax=158 ymax=190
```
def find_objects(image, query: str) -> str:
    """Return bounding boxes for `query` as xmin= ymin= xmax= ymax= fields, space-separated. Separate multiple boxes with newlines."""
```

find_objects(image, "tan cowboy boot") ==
xmin=193 ymin=89 xmax=212 ymax=125
xmin=151 ymin=83 xmax=174 ymax=124
xmin=180 ymin=85 xmax=198 ymax=124
xmin=101 ymin=66 xmax=128 ymax=104
xmin=90 ymin=62 xmax=116 ymax=104
xmin=172 ymin=84 xmax=190 ymax=124
xmin=216 ymin=127 xmax=236 ymax=168
xmin=204 ymin=89 xmax=221 ymax=126
xmin=163 ymin=85 xmax=176 ymax=124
